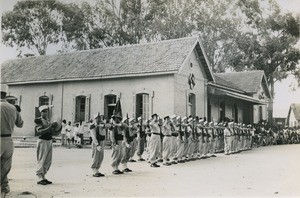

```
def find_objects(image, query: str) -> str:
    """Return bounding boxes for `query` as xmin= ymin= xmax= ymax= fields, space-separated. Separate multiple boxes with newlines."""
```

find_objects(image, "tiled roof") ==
xmin=214 ymin=71 xmax=266 ymax=93
xmin=1 ymin=37 xmax=202 ymax=84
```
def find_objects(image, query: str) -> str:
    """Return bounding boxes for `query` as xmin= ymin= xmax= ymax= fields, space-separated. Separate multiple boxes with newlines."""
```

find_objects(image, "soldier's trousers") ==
xmin=224 ymin=137 xmax=231 ymax=154
xmin=1 ymin=137 xmax=13 ymax=191
xmin=149 ymin=134 xmax=161 ymax=164
xmin=187 ymin=137 xmax=195 ymax=159
xmin=162 ymin=136 xmax=172 ymax=163
xmin=183 ymin=140 xmax=189 ymax=158
xmin=36 ymin=139 xmax=52 ymax=179
xmin=111 ymin=140 xmax=124 ymax=169
xmin=176 ymin=138 xmax=185 ymax=160
xmin=170 ymin=136 xmax=177 ymax=160
xmin=129 ymin=138 xmax=137 ymax=159
xmin=91 ymin=141 xmax=104 ymax=171
xmin=198 ymin=140 xmax=204 ymax=157
xmin=137 ymin=137 xmax=145 ymax=158
xmin=121 ymin=141 xmax=131 ymax=169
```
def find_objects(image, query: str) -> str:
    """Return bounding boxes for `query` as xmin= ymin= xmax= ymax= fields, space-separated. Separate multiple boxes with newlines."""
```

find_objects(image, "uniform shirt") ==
xmin=1 ymin=99 xmax=23 ymax=135
xmin=162 ymin=121 xmax=172 ymax=136
xmin=61 ymin=123 xmax=67 ymax=135
xmin=66 ymin=125 xmax=72 ymax=138
xmin=35 ymin=116 xmax=53 ymax=140
xmin=224 ymin=127 xmax=231 ymax=137
xmin=149 ymin=120 xmax=160 ymax=133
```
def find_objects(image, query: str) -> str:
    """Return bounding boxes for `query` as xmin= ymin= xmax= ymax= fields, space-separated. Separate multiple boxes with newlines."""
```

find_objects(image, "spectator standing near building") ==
xmin=66 ymin=121 xmax=72 ymax=148
xmin=1 ymin=84 xmax=24 ymax=195
xmin=61 ymin=119 xmax=67 ymax=146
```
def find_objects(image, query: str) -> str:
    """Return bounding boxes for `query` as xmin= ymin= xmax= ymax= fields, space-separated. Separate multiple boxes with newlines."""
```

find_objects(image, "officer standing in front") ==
xmin=1 ymin=84 xmax=24 ymax=195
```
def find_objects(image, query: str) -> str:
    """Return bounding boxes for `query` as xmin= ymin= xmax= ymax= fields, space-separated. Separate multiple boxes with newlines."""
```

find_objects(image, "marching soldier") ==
xmin=224 ymin=122 xmax=233 ymax=155
xmin=120 ymin=117 xmax=133 ymax=173
xmin=187 ymin=117 xmax=196 ymax=161
xmin=90 ymin=113 xmax=106 ymax=177
xmin=136 ymin=117 xmax=147 ymax=161
xmin=149 ymin=114 xmax=161 ymax=167
xmin=181 ymin=117 xmax=190 ymax=161
xmin=170 ymin=115 xmax=178 ymax=164
xmin=109 ymin=115 xmax=126 ymax=174
xmin=175 ymin=116 xmax=185 ymax=163
xmin=129 ymin=118 xmax=138 ymax=162
xmin=162 ymin=116 xmax=173 ymax=166
xmin=197 ymin=119 xmax=205 ymax=159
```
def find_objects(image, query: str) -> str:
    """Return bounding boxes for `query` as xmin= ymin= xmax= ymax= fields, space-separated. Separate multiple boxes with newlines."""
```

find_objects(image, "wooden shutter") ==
xmin=132 ymin=94 xmax=136 ymax=118
xmin=143 ymin=94 xmax=149 ymax=120
xmin=85 ymin=94 xmax=91 ymax=122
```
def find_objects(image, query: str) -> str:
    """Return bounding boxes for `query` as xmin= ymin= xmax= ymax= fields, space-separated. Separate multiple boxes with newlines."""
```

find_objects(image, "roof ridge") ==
xmin=1 ymin=36 xmax=199 ymax=63
xmin=215 ymin=70 xmax=264 ymax=75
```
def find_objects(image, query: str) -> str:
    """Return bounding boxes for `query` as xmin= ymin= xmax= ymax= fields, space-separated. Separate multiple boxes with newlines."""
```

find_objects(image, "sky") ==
xmin=0 ymin=0 xmax=299 ymax=118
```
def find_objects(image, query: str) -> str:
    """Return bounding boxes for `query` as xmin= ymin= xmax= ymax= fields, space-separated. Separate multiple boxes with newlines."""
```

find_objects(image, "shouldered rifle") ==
xmin=179 ymin=118 xmax=183 ymax=141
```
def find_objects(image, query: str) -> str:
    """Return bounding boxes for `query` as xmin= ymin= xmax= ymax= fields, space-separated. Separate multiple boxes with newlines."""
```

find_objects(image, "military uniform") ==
xmin=149 ymin=114 xmax=161 ymax=167
xmin=90 ymin=114 xmax=106 ymax=177
xmin=1 ymin=84 xmax=24 ymax=193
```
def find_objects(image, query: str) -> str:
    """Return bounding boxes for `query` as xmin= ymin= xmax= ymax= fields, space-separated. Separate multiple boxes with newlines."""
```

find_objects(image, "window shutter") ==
xmin=85 ymin=94 xmax=91 ymax=122
xmin=132 ymin=94 xmax=136 ymax=118
xmin=143 ymin=94 xmax=149 ymax=120
xmin=73 ymin=96 xmax=76 ymax=123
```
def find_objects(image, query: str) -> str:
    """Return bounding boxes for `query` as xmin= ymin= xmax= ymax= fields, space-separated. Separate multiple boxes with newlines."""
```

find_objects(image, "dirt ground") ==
xmin=3 ymin=144 xmax=300 ymax=197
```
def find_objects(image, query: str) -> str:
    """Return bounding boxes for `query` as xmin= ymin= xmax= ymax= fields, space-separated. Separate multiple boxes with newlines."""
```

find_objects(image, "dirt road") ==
xmin=4 ymin=144 xmax=300 ymax=197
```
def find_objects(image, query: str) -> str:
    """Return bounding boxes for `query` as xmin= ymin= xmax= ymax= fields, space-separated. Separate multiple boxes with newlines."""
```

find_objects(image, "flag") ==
xmin=113 ymin=98 xmax=123 ymax=118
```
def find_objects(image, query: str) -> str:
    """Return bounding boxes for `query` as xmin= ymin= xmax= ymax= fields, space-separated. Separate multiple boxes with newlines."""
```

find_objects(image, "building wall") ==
xmin=174 ymin=49 xmax=207 ymax=117
xmin=8 ymin=74 xmax=175 ymax=137
xmin=289 ymin=110 xmax=299 ymax=127
xmin=253 ymin=84 xmax=269 ymax=123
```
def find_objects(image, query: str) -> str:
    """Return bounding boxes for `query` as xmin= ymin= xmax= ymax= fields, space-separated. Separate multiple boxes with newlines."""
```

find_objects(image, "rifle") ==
xmin=179 ymin=118 xmax=183 ymax=141
xmin=192 ymin=119 xmax=196 ymax=141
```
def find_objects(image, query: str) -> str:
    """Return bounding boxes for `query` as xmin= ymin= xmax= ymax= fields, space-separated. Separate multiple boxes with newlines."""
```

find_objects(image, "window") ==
xmin=6 ymin=96 xmax=18 ymax=105
xmin=75 ymin=95 xmax=86 ymax=122
xmin=259 ymin=106 xmax=263 ymax=121
xmin=104 ymin=94 xmax=117 ymax=119
xmin=188 ymin=93 xmax=196 ymax=117
xmin=136 ymin=93 xmax=149 ymax=119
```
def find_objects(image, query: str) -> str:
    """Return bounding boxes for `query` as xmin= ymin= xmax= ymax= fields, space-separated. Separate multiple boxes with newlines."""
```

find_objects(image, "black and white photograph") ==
xmin=0 ymin=0 xmax=299 ymax=197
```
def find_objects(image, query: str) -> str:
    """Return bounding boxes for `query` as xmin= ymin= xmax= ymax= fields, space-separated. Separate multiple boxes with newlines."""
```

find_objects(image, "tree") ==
xmin=2 ymin=0 xmax=66 ymax=56
xmin=230 ymin=0 xmax=300 ymax=120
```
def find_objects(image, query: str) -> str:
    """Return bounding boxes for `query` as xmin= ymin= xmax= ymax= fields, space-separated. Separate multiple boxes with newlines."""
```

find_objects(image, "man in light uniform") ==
xmin=169 ymin=114 xmax=178 ymax=164
xmin=90 ymin=113 xmax=106 ymax=177
xmin=109 ymin=115 xmax=126 ymax=174
xmin=175 ymin=116 xmax=185 ymax=163
xmin=120 ymin=117 xmax=133 ymax=173
xmin=129 ymin=118 xmax=138 ymax=162
xmin=224 ymin=122 xmax=233 ymax=155
xmin=148 ymin=114 xmax=161 ymax=167
xmin=35 ymin=105 xmax=62 ymax=185
xmin=1 ymin=84 xmax=24 ymax=195
xmin=136 ymin=117 xmax=146 ymax=161
xmin=162 ymin=116 xmax=173 ymax=166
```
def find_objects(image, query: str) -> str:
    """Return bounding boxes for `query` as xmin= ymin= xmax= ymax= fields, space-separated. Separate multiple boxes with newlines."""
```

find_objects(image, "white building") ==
xmin=287 ymin=103 xmax=300 ymax=127
xmin=1 ymin=37 xmax=271 ymax=137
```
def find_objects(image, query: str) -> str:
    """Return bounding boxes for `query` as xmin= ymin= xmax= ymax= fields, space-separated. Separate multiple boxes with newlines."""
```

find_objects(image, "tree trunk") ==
xmin=268 ymin=75 xmax=274 ymax=122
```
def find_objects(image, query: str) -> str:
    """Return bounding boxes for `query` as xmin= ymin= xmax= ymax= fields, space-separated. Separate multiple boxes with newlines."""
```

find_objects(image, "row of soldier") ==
xmin=89 ymin=113 xmax=256 ymax=176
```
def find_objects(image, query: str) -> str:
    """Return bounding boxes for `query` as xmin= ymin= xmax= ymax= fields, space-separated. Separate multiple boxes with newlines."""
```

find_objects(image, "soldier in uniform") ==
xmin=197 ymin=119 xmax=205 ymax=159
xmin=109 ymin=115 xmax=126 ymax=174
xmin=129 ymin=118 xmax=138 ymax=162
xmin=35 ymin=105 xmax=62 ymax=185
xmin=1 ymin=84 xmax=24 ymax=194
xmin=187 ymin=117 xmax=196 ymax=161
xmin=162 ymin=116 xmax=173 ymax=166
xmin=90 ymin=113 xmax=106 ymax=177
xmin=181 ymin=117 xmax=190 ymax=161
xmin=224 ymin=122 xmax=233 ymax=155
xmin=149 ymin=114 xmax=161 ymax=167
xmin=169 ymin=115 xmax=178 ymax=164
xmin=120 ymin=117 xmax=133 ymax=173
xmin=136 ymin=117 xmax=146 ymax=161
xmin=175 ymin=116 xmax=185 ymax=163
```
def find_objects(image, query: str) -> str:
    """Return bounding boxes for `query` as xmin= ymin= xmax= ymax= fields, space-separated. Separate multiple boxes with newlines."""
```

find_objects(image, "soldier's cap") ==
xmin=209 ymin=121 xmax=214 ymax=126
xmin=182 ymin=116 xmax=187 ymax=121
xmin=122 ymin=117 xmax=128 ymax=122
xmin=214 ymin=123 xmax=218 ymax=126
xmin=228 ymin=122 xmax=234 ymax=126
xmin=39 ymin=105 xmax=49 ymax=113
xmin=151 ymin=113 xmax=158 ymax=118
xmin=247 ymin=124 xmax=252 ymax=128
xmin=137 ymin=116 xmax=142 ymax=121
xmin=199 ymin=119 xmax=204 ymax=123
xmin=129 ymin=118 xmax=135 ymax=123
xmin=218 ymin=123 xmax=223 ymax=126
xmin=187 ymin=117 xmax=193 ymax=123
xmin=242 ymin=124 xmax=246 ymax=127
xmin=176 ymin=116 xmax=181 ymax=120
xmin=170 ymin=114 xmax=177 ymax=119
xmin=164 ymin=116 xmax=170 ymax=120
xmin=203 ymin=121 xmax=208 ymax=125
xmin=0 ymin=84 xmax=8 ymax=93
